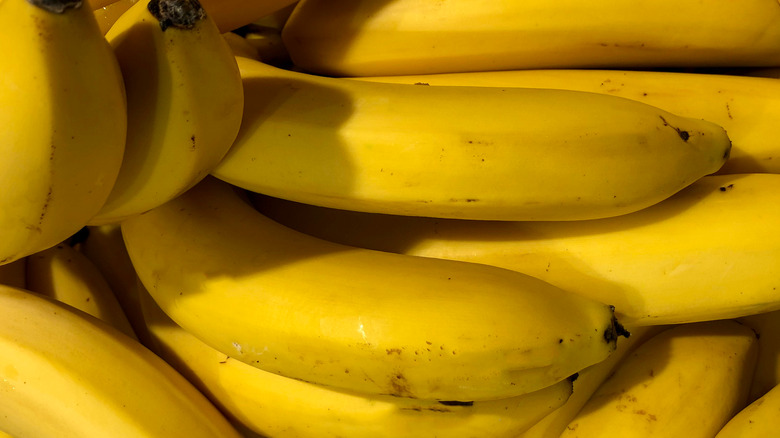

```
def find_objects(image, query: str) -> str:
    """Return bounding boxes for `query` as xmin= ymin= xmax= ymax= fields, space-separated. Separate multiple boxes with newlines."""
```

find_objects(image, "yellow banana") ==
xmin=90 ymin=0 xmax=244 ymax=225
xmin=715 ymin=381 xmax=780 ymax=437
xmin=0 ymin=284 xmax=241 ymax=437
xmin=212 ymin=56 xmax=731 ymax=222
xmin=0 ymin=258 xmax=26 ymax=290
xmin=0 ymin=0 xmax=126 ymax=265
xmin=254 ymin=173 xmax=780 ymax=326
xmin=240 ymin=24 xmax=292 ymax=66
xmin=737 ymin=310 xmax=780 ymax=403
xmin=518 ymin=325 xmax=667 ymax=438
xmin=282 ymin=0 xmax=780 ymax=76
xmin=355 ymin=69 xmax=780 ymax=175
xmin=198 ymin=0 xmax=299 ymax=33
xmin=222 ymin=31 xmax=260 ymax=60
xmin=93 ymin=0 xmax=138 ymax=35
xmin=560 ymin=321 xmax=758 ymax=438
xmin=25 ymin=242 xmax=138 ymax=340
xmin=78 ymin=224 xmax=154 ymax=346
xmin=121 ymin=176 xmax=628 ymax=402
xmin=139 ymin=285 xmax=575 ymax=438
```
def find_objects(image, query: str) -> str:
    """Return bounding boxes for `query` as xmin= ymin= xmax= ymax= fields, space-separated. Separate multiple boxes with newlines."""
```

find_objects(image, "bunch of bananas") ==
xmin=2 ymin=0 xmax=780 ymax=436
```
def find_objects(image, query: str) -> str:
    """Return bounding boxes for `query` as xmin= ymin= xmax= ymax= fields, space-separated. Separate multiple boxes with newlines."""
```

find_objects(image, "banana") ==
xmin=212 ymin=56 xmax=731 ymax=222
xmin=25 ymin=242 xmax=138 ymax=340
xmin=222 ymin=31 xmax=260 ymax=60
xmin=0 ymin=284 xmax=242 ymax=437
xmin=0 ymin=0 xmax=126 ymax=265
xmin=139 ymin=284 xmax=575 ymax=438
xmin=121 ymin=176 xmax=628 ymax=402
xmin=560 ymin=320 xmax=758 ymax=438
xmin=355 ymin=69 xmax=780 ymax=175
xmin=239 ymin=24 xmax=292 ymax=66
xmin=737 ymin=310 xmax=780 ymax=403
xmin=0 ymin=258 xmax=26 ymax=290
xmin=197 ymin=0 xmax=299 ymax=33
xmin=715 ymin=381 xmax=780 ymax=437
xmin=78 ymin=224 xmax=154 ymax=346
xmin=89 ymin=0 xmax=244 ymax=225
xmin=94 ymin=0 xmax=138 ymax=35
xmin=282 ymin=0 xmax=780 ymax=76
xmin=254 ymin=173 xmax=780 ymax=326
xmin=518 ymin=325 xmax=667 ymax=438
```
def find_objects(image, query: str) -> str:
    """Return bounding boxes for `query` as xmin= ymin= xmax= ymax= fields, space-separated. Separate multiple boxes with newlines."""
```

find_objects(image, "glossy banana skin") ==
xmin=0 ymin=285 xmax=242 ymax=438
xmin=255 ymin=173 xmax=780 ymax=326
xmin=356 ymin=68 xmax=780 ymax=174
xmin=90 ymin=0 xmax=244 ymax=225
xmin=0 ymin=0 xmax=126 ymax=265
xmin=282 ymin=0 xmax=780 ymax=76
xmin=139 ymin=286 xmax=575 ymax=438
xmin=212 ymin=56 xmax=731 ymax=221
xmin=561 ymin=321 xmax=758 ymax=437
xmin=122 ymin=176 xmax=626 ymax=402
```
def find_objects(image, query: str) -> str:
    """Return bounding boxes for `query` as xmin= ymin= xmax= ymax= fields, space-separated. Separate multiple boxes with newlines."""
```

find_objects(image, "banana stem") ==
xmin=147 ymin=0 xmax=205 ymax=31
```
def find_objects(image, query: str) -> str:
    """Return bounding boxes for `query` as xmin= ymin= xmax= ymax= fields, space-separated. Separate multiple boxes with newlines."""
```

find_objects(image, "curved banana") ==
xmin=282 ymin=0 xmax=780 ymax=76
xmin=560 ymin=321 xmax=758 ymax=438
xmin=254 ymin=173 xmax=780 ymax=326
xmin=197 ymin=0 xmax=299 ymax=33
xmin=94 ymin=0 xmax=137 ymax=35
xmin=139 ymin=285 xmax=575 ymax=438
xmin=715 ymin=382 xmax=780 ymax=437
xmin=0 ymin=258 xmax=27 ymax=290
xmin=26 ymin=242 xmax=138 ymax=340
xmin=355 ymin=69 xmax=780 ymax=175
xmin=518 ymin=325 xmax=667 ymax=438
xmin=0 ymin=284 xmax=241 ymax=438
xmin=89 ymin=0 xmax=244 ymax=225
xmin=222 ymin=31 xmax=260 ymax=60
xmin=78 ymin=224 xmax=154 ymax=345
xmin=0 ymin=0 xmax=126 ymax=265
xmin=121 ymin=176 xmax=628 ymax=401
xmin=212 ymin=56 xmax=731 ymax=222
xmin=737 ymin=310 xmax=780 ymax=404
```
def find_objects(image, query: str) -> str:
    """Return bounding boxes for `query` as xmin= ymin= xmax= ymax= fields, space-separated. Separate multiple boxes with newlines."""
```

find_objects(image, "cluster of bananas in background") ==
xmin=2 ymin=0 xmax=780 ymax=436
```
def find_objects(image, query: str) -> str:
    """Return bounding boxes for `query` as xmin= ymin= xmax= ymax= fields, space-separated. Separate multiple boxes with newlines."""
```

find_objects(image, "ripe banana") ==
xmin=197 ymin=0 xmax=299 ymax=33
xmin=78 ymin=224 xmax=154 ymax=345
xmin=282 ymin=0 xmax=780 ymax=76
xmin=355 ymin=69 xmax=780 ymax=175
xmin=139 ymin=285 xmax=575 ymax=438
xmin=222 ymin=31 xmax=260 ymax=61
xmin=0 ymin=0 xmax=126 ymax=265
xmin=255 ymin=173 xmax=780 ymax=326
xmin=519 ymin=325 xmax=667 ymax=438
xmin=121 ymin=176 xmax=628 ymax=401
xmin=93 ymin=0 xmax=137 ymax=35
xmin=0 ymin=284 xmax=242 ymax=438
xmin=560 ymin=321 xmax=758 ymax=438
xmin=0 ymin=258 xmax=26 ymax=290
xmin=212 ymin=56 xmax=731 ymax=221
xmin=737 ymin=310 xmax=780 ymax=403
xmin=90 ymin=0 xmax=244 ymax=225
xmin=715 ymin=381 xmax=780 ymax=437
xmin=26 ymin=242 xmax=138 ymax=340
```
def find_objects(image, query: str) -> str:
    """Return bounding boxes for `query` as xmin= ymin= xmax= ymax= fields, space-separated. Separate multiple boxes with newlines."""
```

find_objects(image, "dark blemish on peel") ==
xmin=658 ymin=115 xmax=689 ymax=142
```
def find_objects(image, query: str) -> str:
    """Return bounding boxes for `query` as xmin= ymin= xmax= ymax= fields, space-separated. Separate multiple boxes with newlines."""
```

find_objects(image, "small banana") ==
xmin=254 ymin=173 xmax=780 ymax=326
xmin=78 ymin=224 xmax=154 ymax=346
xmin=282 ymin=0 xmax=780 ymax=76
xmin=212 ymin=56 xmax=731 ymax=222
xmin=0 ymin=0 xmax=126 ymax=265
xmin=139 ymin=285 xmax=575 ymax=438
xmin=519 ymin=325 xmax=667 ymax=438
xmin=121 ymin=176 xmax=628 ymax=402
xmin=715 ymin=381 xmax=780 ymax=437
xmin=355 ymin=68 xmax=780 ymax=175
xmin=26 ymin=242 xmax=138 ymax=340
xmin=90 ymin=0 xmax=244 ymax=225
xmin=0 ymin=284 xmax=242 ymax=438
xmin=560 ymin=321 xmax=758 ymax=438
xmin=737 ymin=310 xmax=780 ymax=404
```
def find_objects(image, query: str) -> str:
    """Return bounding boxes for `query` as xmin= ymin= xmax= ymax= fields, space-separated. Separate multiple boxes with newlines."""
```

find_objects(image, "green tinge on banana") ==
xmin=212 ymin=56 xmax=731 ymax=222
xmin=122 ymin=176 xmax=628 ymax=402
